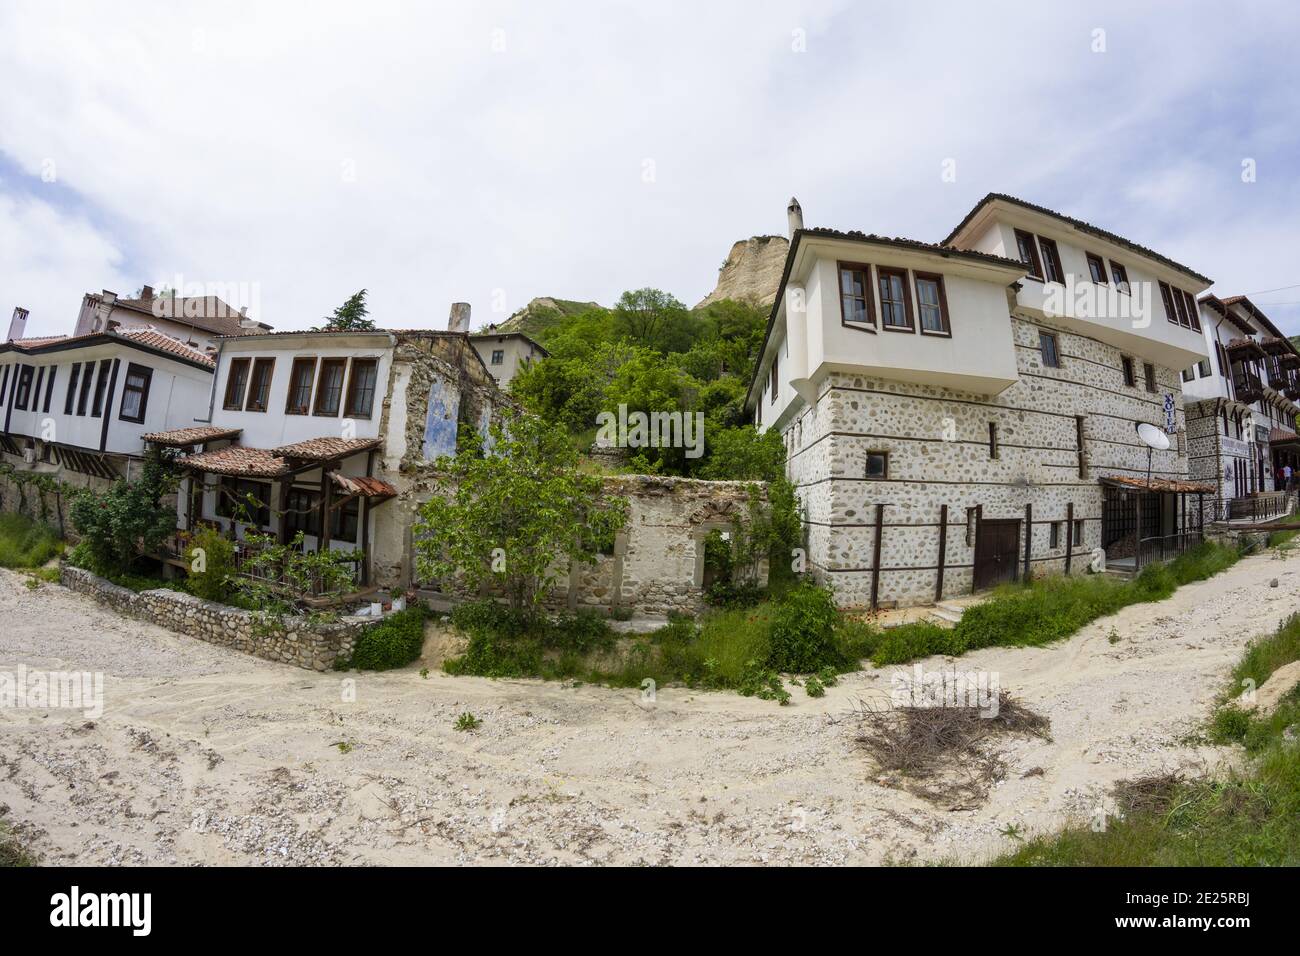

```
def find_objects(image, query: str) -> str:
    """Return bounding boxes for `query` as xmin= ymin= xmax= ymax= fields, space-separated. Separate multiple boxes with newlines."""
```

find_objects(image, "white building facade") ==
xmin=469 ymin=329 xmax=548 ymax=387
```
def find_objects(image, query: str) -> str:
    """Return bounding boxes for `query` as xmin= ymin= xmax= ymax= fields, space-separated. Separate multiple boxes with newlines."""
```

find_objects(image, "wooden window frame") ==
xmin=1181 ymin=290 xmax=1202 ymax=332
xmin=223 ymin=357 xmax=251 ymax=410
xmin=989 ymin=422 xmax=999 ymax=459
xmin=837 ymin=261 xmax=876 ymax=333
xmin=1121 ymin=355 xmax=1136 ymax=387
xmin=877 ymin=266 xmax=915 ymax=332
xmin=913 ymin=272 xmax=951 ymax=336
xmin=42 ymin=366 xmax=56 ymax=413
xmin=13 ymin=365 xmax=33 ymax=410
xmin=1172 ymin=287 xmax=1191 ymax=328
xmin=76 ymin=359 xmax=96 ymax=416
xmin=332 ymin=495 xmax=361 ymax=544
xmin=90 ymin=359 xmax=112 ymax=417
xmin=284 ymin=486 xmax=322 ymax=539
xmin=1109 ymin=261 xmax=1130 ymax=293
xmin=32 ymin=367 xmax=44 ymax=410
xmin=118 ymin=363 xmax=152 ymax=424
xmin=1143 ymin=362 xmax=1157 ymax=393
xmin=1158 ymin=282 xmax=1179 ymax=325
xmin=864 ymin=450 xmax=888 ymax=480
xmin=1014 ymin=229 xmax=1043 ymax=280
xmin=1038 ymin=237 xmax=1065 ymax=284
xmin=1073 ymin=519 xmax=1084 ymax=544
xmin=1085 ymin=252 xmax=1107 ymax=284
xmin=490 ymin=349 xmax=504 ymax=365
xmin=243 ymin=357 xmax=276 ymax=413
xmin=285 ymin=357 xmax=317 ymax=415
xmin=769 ymin=352 xmax=779 ymax=404
xmin=1050 ymin=522 xmax=1061 ymax=550
xmin=1039 ymin=330 xmax=1061 ymax=368
xmin=64 ymin=363 xmax=81 ymax=415
xmin=344 ymin=357 xmax=379 ymax=419
xmin=313 ymin=358 xmax=348 ymax=417
xmin=0 ymin=365 xmax=8 ymax=405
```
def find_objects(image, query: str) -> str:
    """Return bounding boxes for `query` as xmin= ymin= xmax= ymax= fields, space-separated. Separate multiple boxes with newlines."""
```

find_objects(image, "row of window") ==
xmin=210 ymin=477 xmax=360 ymax=541
xmin=1012 ymin=228 xmax=1202 ymax=332
xmin=0 ymin=359 xmax=153 ymax=424
xmin=1034 ymin=328 xmax=1159 ymax=394
xmin=838 ymin=262 xmax=952 ymax=338
xmin=223 ymin=355 xmax=379 ymax=418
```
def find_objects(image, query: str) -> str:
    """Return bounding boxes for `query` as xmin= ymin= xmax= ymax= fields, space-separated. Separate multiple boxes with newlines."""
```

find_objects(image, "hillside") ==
xmin=496 ymin=297 xmax=602 ymax=338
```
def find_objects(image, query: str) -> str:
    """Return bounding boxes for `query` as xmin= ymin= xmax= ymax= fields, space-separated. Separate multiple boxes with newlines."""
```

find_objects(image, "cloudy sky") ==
xmin=2 ymin=1 xmax=1298 ymax=340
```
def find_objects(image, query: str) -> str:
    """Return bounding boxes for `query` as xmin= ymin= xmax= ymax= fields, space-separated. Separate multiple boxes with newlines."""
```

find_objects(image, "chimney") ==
xmin=7 ymin=307 xmax=29 ymax=342
xmin=448 ymin=302 xmax=471 ymax=333
xmin=787 ymin=197 xmax=803 ymax=238
xmin=140 ymin=284 xmax=154 ymax=300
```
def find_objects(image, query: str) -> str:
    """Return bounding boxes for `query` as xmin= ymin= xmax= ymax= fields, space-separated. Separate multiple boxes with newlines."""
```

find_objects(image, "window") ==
xmin=118 ymin=363 xmax=152 ymax=423
xmin=1121 ymin=355 xmax=1135 ymax=387
xmin=0 ymin=365 xmax=8 ymax=404
xmin=90 ymin=359 xmax=112 ymax=417
xmin=769 ymin=353 xmax=778 ymax=404
xmin=285 ymin=358 xmax=316 ymax=414
xmin=878 ymin=267 xmax=913 ymax=330
xmin=313 ymin=358 xmax=347 ymax=415
xmin=839 ymin=263 xmax=875 ymax=330
xmin=344 ymin=358 xmax=379 ymax=418
xmin=65 ymin=363 xmax=81 ymax=414
xmin=914 ymin=273 xmax=950 ymax=335
xmin=76 ymin=360 xmax=96 ymax=415
xmin=1181 ymin=367 xmax=1194 ymax=383
xmin=1076 ymin=415 xmax=1087 ymax=478
xmin=1182 ymin=290 xmax=1202 ymax=332
xmin=989 ymin=422 xmax=999 ymax=459
xmin=1143 ymin=362 xmax=1157 ymax=393
xmin=13 ymin=365 xmax=33 ymax=410
xmin=1014 ymin=229 xmax=1043 ymax=279
xmin=1050 ymin=522 xmax=1061 ymax=549
xmin=1158 ymin=282 xmax=1179 ymax=325
xmin=1110 ymin=261 xmax=1130 ymax=293
xmin=332 ymin=495 xmax=360 ymax=543
xmin=1074 ymin=519 xmax=1084 ymax=544
xmin=216 ymin=477 xmax=271 ymax=526
xmin=1172 ymin=288 xmax=1191 ymax=328
xmin=32 ymin=368 xmax=44 ymax=409
xmin=284 ymin=487 xmax=321 ymax=539
xmin=1085 ymin=252 xmax=1107 ymax=284
xmin=223 ymin=358 xmax=251 ymax=410
xmin=42 ymin=366 xmax=55 ymax=413
xmin=1038 ymin=237 xmax=1064 ymax=283
xmin=865 ymin=451 xmax=888 ymax=480
xmin=1039 ymin=331 xmax=1060 ymax=368
xmin=490 ymin=349 xmax=504 ymax=365
xmin=244 ymin=358 xmax=275 ymax=412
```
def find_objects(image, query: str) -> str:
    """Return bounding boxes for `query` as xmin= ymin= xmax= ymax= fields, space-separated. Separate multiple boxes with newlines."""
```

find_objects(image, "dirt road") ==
xmin=1 ymin=550 xmax=1296 ymax=866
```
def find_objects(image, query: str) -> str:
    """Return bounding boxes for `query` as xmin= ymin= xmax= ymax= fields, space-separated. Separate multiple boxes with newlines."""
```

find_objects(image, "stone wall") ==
xmin=784 ymin=315 xmax=1195 ymax=608
xmin=59 ymin=565 xmax=368 ymax=671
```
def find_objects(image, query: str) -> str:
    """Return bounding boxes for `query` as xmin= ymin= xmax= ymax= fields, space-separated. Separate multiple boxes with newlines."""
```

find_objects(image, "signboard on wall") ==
xmin=1222 ymin=436 xmax=1250 ymax=457
xmin=1163 ymin=393 xmax=1177 ymax=434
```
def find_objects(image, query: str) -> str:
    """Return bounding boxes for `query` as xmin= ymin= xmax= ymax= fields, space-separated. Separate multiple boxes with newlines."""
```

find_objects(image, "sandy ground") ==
xmin=1 ymin=550 xmax=1297 ymax=867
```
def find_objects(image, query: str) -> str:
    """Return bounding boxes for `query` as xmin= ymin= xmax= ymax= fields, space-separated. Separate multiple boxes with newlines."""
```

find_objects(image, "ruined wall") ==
xmin=784 ymin=315 xmax=1194 ymax=608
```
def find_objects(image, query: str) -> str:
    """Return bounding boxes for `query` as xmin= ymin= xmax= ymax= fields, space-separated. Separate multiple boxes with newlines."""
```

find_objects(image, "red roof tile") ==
xmin=180 ymin=445 xmax=290 ymax=478
xmin=143 ymin=426 xmax=242 ymax=447
xmin=272 ymin=437 xmax=381 ymax=461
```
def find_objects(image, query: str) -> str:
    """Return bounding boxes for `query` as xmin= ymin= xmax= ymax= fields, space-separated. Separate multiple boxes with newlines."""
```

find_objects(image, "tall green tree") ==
xmin=414 ymin=414 xmax=628 ymax=614
xmin=319 ymin=288 xmax=373 ymax=331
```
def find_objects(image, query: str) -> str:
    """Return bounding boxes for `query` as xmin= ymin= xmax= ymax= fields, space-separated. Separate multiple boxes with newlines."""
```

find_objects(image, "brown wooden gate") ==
xmin=974 ymin=518 xmax=1021 ymax=591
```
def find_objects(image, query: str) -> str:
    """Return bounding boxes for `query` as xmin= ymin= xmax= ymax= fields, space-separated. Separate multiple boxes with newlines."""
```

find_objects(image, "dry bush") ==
xmin=1112 ymin=771 xmax=1182 ymax=819
xmin=855 ymin=690 xmax=1051 ymax=808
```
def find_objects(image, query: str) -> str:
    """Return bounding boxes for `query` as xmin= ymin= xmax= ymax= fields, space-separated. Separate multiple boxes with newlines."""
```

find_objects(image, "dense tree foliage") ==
xmin=318 ymin=288 xmax=373 ymax=331
xmin=510 ymin=293 xmax=779 ymax=480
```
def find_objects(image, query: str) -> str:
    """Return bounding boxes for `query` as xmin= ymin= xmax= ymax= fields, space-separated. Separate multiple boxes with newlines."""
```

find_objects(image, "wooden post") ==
xmin=934 ymin=504 xmax=948 ymax=603
xmin=972 ymin=504 xmax=983 ymax=595
xmin=1134 ymin=493 xmax=1143 ymax=571
xmin=317 ymin=468 xmax=332 ymax=554
xmin=1180 ymin=493 xmax=1187 ymax=553
xmin=870 ymin=503 xmax=886 ymax=610
xmin=276 ymin=479 xmax=290 ymax=545
xmin=1065 ymin=502 xmax=1074 ymax=574
xmin=1023 ymin=504 xmax=1033 ymax=581
xmin=359 ymin=496 xmax=371 ymax=586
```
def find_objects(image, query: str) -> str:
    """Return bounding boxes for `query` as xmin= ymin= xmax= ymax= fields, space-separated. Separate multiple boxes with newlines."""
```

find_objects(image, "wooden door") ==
xmin=974 ymin=518 xmax=1021 ymax=591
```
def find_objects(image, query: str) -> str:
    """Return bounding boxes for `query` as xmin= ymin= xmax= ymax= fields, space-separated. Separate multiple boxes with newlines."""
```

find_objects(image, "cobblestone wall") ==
xmin=59 ymin=565 xmax=367 ymax=671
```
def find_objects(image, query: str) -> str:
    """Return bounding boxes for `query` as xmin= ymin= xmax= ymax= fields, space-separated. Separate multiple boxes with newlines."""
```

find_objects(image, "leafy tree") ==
xmin=697 ymin=425 xmax=785 ymax=482
xmin=318 ymin=288 xmax=373 ymax=331
xmin=414 ymin=414 xmax=628 ymax=614
xmin=68 ymin=448 xmax=180 ymax=573
xmin=613 ymin=288 xmax=694 ymax=353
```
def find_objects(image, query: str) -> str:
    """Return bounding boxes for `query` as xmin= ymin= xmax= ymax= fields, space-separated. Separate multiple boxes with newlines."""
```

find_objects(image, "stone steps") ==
xmin=927 ymin=602 xmax=967 ymax=628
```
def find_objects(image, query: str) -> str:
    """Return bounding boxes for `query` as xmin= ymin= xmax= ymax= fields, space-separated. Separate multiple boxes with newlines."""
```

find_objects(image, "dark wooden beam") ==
xmin=1065 ymin=502 xmax=1074 ymax=574
xmin=870 ymin=503 xmax=886 ymax=610
xmin=934 ymin=504 xmax=947 ymax=603
xmin=1023 ymin=503 xmax=1033 ymax=581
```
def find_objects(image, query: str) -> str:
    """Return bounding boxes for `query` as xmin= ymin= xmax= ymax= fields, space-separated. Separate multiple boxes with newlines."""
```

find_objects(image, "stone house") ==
xmin=1183 ymin=294 xmax=1300 ymax=513
xmin=746 ymin=194 xmax=1216 ymax=608
xmin=468 ymin=327 xmax=549 ymax=387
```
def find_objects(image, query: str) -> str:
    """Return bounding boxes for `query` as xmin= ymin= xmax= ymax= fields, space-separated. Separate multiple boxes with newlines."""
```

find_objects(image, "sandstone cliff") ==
xmin=694 ymin=235 xmax=788 ymax=309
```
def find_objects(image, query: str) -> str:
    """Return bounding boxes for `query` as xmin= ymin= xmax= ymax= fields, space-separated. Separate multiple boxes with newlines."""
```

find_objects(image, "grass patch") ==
xmin=342 ymin=606 xmax=431 ymax=671
xmin=991 ymin=611 xmax=1300 ymax=866
xmin=873 ymin=540 xmax=1242 ymax=667
xmin=0 ymin=821 xmax=35 ymax=867
xmin=0 ymin=513 xmax=63 ymax=569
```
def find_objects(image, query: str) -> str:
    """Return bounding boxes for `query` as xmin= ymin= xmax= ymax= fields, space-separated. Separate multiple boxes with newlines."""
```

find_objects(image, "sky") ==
xmin=2 ymin=0 xmax=1299 ymax=340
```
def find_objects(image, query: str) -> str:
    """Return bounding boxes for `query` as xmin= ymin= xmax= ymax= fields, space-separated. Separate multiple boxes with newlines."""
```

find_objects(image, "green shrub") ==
xmin=767 ymin=583 xmax=842 ymax=672
xmin=444 ymin=629 xmax=543 ymax=678
xmin=870 ymin=621 xmax=951 ymax=666
xmin=184 ymin=527 xmax=237 ymax=602
xmin=804 ymin=674 xmax=825 ymax=698
xmin=348 ymin=607 xmax=430 ymax=671
xmin=1209 ymin=705 xmax=1252 ymax=743
xmin=0 ymin=513 xmax=62 ymax=569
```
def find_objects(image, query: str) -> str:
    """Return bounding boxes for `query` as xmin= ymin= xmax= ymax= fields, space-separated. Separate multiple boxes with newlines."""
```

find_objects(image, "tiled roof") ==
xmin=798 ymin=228 xmax=1028 ymax=271
xmin=1269 ymin=428 xmax=1300 ymax=445
xmin=116 ymin=327 xmax=215 ymax=367
xmin=943 ymin=193 xmax=1212 ymax=285
xmin=1100 ymin=475 xmax=1216 ymax=494
xmin=109 ymin=294 xmax=265 ymax=337
xmin=272 ymin=437 xmax=381 ymax=461
xmin=329 ymin=472 xmax=397 ymax=498
xmin=142 ymin=425 xmax=242 ymax=447
xmin=180 ymin=445 xmax=290 ymax=478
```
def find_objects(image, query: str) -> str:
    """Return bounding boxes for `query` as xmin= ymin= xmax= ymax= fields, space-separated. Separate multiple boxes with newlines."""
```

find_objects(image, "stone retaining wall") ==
xmin=59 ymin=565 xmax=368 ymax=671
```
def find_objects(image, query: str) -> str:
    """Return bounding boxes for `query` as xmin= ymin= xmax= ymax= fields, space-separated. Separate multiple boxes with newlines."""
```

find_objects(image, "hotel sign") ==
xmin=1163 ymin=393 xmax=1177 ymax=434
xmin=1222 ymin=436 xmax=1250 ymax=457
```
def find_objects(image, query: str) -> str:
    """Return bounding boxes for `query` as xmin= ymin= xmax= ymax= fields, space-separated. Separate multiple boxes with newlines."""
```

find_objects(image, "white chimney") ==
xmin=787 ymin=196 xmax=804 ymax=238
xmin=448 ymin=302 xmax=471 ymax=333
xmin=7 ymin=306 xmax=29 ymax=342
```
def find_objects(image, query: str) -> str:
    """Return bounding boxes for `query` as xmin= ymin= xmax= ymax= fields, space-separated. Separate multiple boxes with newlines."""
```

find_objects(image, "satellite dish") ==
xmin=1135 ymin=421 xmax=1171 ymax=451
